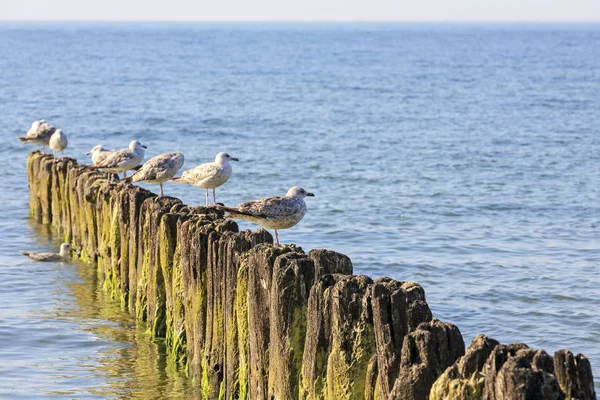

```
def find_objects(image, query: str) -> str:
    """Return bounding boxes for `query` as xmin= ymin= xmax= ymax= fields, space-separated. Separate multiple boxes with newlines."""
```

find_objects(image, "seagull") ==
xmin=216 ymin=186 xmax=314 ymax=246
xmin=171 ymin=152 xmax=238 ymax=206
xmin=86 ymin=145 xmax=115 ymax=166
xmin=20 ymin=243 xmax=72 ymax=262
xmin=89 ymin=140 xmax=147 ymax=180
xmin=123 ymin=152 xmax=185 ymax=197
xmin=18 ymin=120 xmax=57 ymax=154
xmin=49 ymin=129 xmax=68 ymax=161
xmin=30 ymin=120 xmax=44 ymax=132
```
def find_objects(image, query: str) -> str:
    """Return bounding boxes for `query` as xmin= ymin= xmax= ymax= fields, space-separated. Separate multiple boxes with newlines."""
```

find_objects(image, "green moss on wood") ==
xmin=164 ymin=215 xmax=188 ymax=366
xmin=135 ymin=206 xmax=151 ymax=322
xmin=430 ymin=372 xmax=484 ymax=400
xmin=235 ymin=259 xmax=249 ymax=400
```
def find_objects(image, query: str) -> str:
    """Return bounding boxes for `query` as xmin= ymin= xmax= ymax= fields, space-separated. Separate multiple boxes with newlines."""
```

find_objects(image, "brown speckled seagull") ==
xmin=20 ymin=243 xmax=72 ymax=262
xmin=18 ymin=120 xmax=57 ymax=154
xmin=216 ymin=186 xmax=314 ymax=246
xmin=123 ymin=152 xmax=185 ymax=197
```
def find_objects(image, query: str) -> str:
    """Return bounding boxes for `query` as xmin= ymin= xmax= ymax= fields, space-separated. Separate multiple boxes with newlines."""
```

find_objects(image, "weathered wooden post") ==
xmin=26 ymin=151 xmax=596 ymax=400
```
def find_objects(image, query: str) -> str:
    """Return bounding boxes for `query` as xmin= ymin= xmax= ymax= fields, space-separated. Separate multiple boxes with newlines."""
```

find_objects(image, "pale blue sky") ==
xmin=1 ymin=0 xmax=599 ymax=21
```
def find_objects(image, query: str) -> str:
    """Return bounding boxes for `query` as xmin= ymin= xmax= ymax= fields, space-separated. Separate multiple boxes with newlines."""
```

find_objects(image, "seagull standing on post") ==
xmin=18 ymin=120 xmax=57 ymax=154
xmin=89 ymin=140 xmax=147 ymax=180
xmin=86 ymin=145 xmax=115 ymax=166
xmin=123 ymin=152 xmax=185 ymax=197
xmin=216 ymin=186 xmax=314 ymax=246
xmin=49 ymin=129 xmax=68 ymax=161
xmin=171 ymin=152 xmax=238 ymax=206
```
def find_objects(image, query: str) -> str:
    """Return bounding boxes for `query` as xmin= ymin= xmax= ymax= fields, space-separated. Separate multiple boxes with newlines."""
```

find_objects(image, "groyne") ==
xmin=27 ymin=151 xmax=596 ymax=400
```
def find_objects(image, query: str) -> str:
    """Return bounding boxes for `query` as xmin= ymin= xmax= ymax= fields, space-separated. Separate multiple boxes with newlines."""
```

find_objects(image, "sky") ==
xmin=1 ymin=0 xmax=599 ymax=22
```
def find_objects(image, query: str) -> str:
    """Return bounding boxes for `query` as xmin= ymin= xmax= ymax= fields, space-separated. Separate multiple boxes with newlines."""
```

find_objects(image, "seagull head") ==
xmin=216 ymin=152 xmax=239 ymax=163
xmin=86 ymin=144 xmax=103 ymax=155
xmin=59 ymin=243 xmax=72 ymax=257
xmin=130 ymin=140 xmax=148 ymax=152
xmin=286 ymin=186 xmax=315 ymax=199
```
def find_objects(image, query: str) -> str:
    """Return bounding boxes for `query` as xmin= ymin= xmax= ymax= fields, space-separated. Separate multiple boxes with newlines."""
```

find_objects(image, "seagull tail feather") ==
xmin=214 ymin=205 xmax=242 ymax=214
xmin=214 ymin=205 xmax=267 ymax=219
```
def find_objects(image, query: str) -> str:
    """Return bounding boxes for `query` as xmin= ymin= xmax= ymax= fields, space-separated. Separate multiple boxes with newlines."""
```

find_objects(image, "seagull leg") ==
xmin=205 ymin=189 xmax=209 ymax=206
xmin=213 ymin=188 xmax=216 ymax=205
xmin=159 ymin=183 xmax=164 ymax=197
xmin=123 ymin=170 xmax=127 ymax=178
xmin=274 ymin=230 xmax=280 ymax=247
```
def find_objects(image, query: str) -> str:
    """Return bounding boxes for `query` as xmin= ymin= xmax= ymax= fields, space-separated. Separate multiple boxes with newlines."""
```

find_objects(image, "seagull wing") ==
xmin=96 ymin=149 xmax=131 ymax=168
xmin=236 ymin=196 xmax=288 ymax=218
xmin=133 ymin=152 xmax=184 ymax=181
xmin=21 ymin=251 xmax=61 ymax=262
xmin=174 ymin=162 xmax=218 ymax=184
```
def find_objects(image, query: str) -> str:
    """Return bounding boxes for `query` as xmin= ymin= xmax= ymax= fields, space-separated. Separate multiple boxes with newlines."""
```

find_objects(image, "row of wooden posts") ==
xmin=26 ymin=151 xmax=596 ymax=399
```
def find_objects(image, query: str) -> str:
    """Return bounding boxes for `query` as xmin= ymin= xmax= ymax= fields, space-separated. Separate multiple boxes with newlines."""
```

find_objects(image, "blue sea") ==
xmin=0 ymin=22 xmax=598 ymax=397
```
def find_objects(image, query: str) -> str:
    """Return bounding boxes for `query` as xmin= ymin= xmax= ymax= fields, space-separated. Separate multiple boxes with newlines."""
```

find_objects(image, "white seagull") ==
xmin=171 ymin=152 xmax=238 ymax=206
xmin=49 ymin=129 xmax=68 ymax=160
xmin=90 ymin=140 xmax=147 ymax=180
xmin=217 ymin=186 xmax=314 ymax=246
xmin=86 ymin=145 xmax=115 ymax=166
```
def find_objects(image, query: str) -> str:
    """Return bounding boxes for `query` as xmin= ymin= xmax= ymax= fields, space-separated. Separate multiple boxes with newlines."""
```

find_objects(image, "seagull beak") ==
xmin=142 ymin=145 xmax=148 ymax=149
xmin=307 ymin=192 xmax=315 ymax=197
xmin=86 ymin=151 xmax=91 ymax=155
xmin=231 ymin=157 xmax=239 ymax=161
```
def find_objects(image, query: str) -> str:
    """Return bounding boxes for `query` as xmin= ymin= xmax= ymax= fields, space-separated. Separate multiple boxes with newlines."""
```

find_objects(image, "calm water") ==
xmin=0 ymin=23 xmax=599 ymax=396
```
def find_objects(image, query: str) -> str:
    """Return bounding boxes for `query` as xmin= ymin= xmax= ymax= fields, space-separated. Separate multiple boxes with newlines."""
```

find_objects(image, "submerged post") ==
xmin=26 ymin=151 xmax=596 ymax=400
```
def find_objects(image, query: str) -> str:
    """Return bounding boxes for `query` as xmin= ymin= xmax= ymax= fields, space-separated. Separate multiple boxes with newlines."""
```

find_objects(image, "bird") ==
xmin=86 ymin=145 xmax=115 ymax=166
xmin=216 ymin=186 xmax=314 ymax=246
xmin=18 ymin=120 xmax=57 ymax=154
xmin=48 ymin=129 xmax=68 ymax=161
xmin=89 ymin=140 xmax=147 ymax=180
xmin=122 ymin=152 xmax=185 ymax=197
xmin=20 ymin=243 xmax=72 ymax=262
xmin=27 ymin=120 xmax=45 ymax=138
xmin=171 ymin=152 xmax=238 ymax=206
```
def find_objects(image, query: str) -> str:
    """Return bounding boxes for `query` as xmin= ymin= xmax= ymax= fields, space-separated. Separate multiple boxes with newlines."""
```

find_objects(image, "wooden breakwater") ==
xmin=27 ymin=151 xmax=596 ymax=400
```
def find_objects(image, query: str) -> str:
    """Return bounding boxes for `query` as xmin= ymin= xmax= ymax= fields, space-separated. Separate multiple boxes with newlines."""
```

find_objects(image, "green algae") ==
xmin=289 ymin=303 xmax=308 ymax=397
xmin=135 ymin=206 xmax=151 ymax=322
xmin=235 ymin=259 xmax=249 ymax=400
xmin=163 ymin=217 xmax=188 ymax=366
xmin=429 ymin=371 xmax=484 ymax=400
xmin=101 ymin=200 xmax=122 ymax=300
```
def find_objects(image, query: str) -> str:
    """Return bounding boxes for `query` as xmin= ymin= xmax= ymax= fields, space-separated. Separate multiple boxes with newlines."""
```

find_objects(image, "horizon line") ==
xmin=1 ymin=19 xmax=600 ymax=23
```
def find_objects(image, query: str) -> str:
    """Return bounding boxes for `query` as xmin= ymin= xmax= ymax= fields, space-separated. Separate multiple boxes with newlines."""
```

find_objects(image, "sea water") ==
xmin=0 ymin=22 xmax=598 ymax=397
